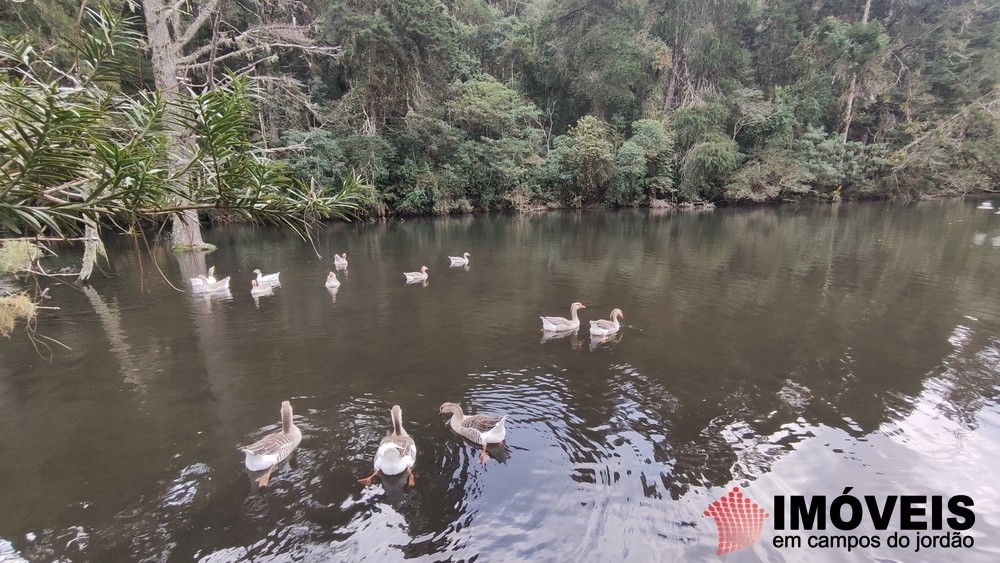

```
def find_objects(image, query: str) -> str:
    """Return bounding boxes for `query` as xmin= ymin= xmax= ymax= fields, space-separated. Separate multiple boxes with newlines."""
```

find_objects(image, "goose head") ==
xmin=438 ymin=402 xmax=463 ymax=416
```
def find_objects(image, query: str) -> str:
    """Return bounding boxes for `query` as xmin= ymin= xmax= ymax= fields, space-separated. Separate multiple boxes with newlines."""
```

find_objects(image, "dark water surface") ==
xmin=2 ymin=201 xmax=1000 ymax=562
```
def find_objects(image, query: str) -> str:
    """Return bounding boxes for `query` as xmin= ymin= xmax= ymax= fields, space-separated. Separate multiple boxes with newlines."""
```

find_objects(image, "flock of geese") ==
xmin=228 ymin=201 xmax=996 ymax=493
xmin=188 ymin=251 xmax=476 ymax=299
xmin=239 ymin=400 xmax=507 ymax=490
xmin=195 ymin=249 xmax=623 ymax=490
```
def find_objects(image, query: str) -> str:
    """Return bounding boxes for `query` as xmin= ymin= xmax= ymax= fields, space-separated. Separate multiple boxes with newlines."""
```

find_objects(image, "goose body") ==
xmin=253 ymin=268 xmax=280 ymax=285
xmin=334 ymin=253 xmax=348 ymax=270
xmin=404 ymin=266 xmax=429 ymax=282
xmin=325 ymin=271 xmax=341 ymax=288
xmin=192 ymin=274 xmax=230 ymax=294
xmin=540 ymin=302 xmax=586 ymax=332
xmin=589 ymin=308 xmax=624 ymax=337
xmin=449 ymin=252 xmax=471 ymax=266
xmin=189 ymin=266 xmax=217 ymax=288
xmin=358 ymin=405 xmax=417 ymax=487
xmin=239 ymin=401 xmax=302 ymax=488
xmin=250 ymin=280 xmax=273 ymax=297
xmin=439 ymin=402 xmax=507 ymax=463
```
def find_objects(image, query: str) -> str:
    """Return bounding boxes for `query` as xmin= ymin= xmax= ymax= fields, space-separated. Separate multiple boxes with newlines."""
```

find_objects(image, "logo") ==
xmin=704 ymin=487 xmax=769 ymax=555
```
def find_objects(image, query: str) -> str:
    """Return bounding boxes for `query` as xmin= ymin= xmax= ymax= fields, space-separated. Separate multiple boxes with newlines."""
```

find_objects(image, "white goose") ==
xmin=239 ymin=400 xmax=302 ymax=488
xmin=250 ymin=280 xmax=273 ymax=298
xmin=358 ymin=405 xmax=417 ymax=487
xmin=189 ymin=265 xmax=217 ymax=289
xmin=253 ymin=268 xmax=280 ymax=286
xmin=334 ymin=253 xmax=348 ymax=270
xmin=191 ymin=274 xmax=230 ymax=294
xmin=589 ymin=308 xmax=624 ymax=337
xmin=324 ymin=271 xmax=341 ymax=288
xmin=439 ymin=402 xmax=507 ymax=463
xmin=448 ymin=252 xmax=471 ymax=266
xmin=404 ymin=266 xmax=429 ymax=283
xmin=540 ymin=302 xmax=586 ymax=332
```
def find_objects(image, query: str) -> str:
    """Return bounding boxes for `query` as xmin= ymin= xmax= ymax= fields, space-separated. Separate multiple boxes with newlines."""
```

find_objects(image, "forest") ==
xmin=1 ymin=0 xmax=998 ymax=225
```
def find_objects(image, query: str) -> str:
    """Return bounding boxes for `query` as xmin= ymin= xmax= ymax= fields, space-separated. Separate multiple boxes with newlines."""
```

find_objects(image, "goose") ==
xmin=358 ymin=405 xmax=417 ymax=487
xmin=325 ymin=271 xmax=341 ymax=288
xmin=239 ymin=400 xmax=302 ymax=488
xmin=253 ymin=268 xmax=280 ymax=285
xmin=540 ymin=302 xmax=586 ymax=332
xmin=334 ymin=253 xmax=348 ymax=270
xmin=448 ymin=252 xmax=471 ymax=266
xmin=250 ymin=280 xmax=273 ymax=298
xmin=589 ymin=308 xmax=624 ymax=337
xmin=404 ymin=266 xmax=429 ymax=283
xmin=189 ymin=265 xmax=217 ymax=288
xmin=977 ymin=201 xmax=994 ymax=209
xmin=192 ymin=274 xmax=230 ymax=294
xmin=439 ymin=402 xmax=507 ymax=463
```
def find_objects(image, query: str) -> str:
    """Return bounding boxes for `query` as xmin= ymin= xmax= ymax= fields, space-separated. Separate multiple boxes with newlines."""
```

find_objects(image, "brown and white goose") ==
xmin=589 ymin=308 xmax=624 ymax=337
xmin=439 ymin=402 xmax=507 ymax=463
xmin=239 ymin=400 xmax=302 ymax=488
xmin=358 ymin=405 xmax=417 ymax=487
xmin=540 ymin=302 xmax=586 ymax=332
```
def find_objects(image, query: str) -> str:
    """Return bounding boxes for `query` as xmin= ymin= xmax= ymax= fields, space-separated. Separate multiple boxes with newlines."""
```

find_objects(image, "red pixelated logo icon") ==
xmin=704 ymin=487 xmax=769 ymax=555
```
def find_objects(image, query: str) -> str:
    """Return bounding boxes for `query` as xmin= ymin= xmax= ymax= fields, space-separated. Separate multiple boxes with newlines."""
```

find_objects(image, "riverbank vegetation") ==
xmin=0 ymin=0 xmax=1000 ymax=228
xmin=2 ymin=0 xmax=999 ymax=226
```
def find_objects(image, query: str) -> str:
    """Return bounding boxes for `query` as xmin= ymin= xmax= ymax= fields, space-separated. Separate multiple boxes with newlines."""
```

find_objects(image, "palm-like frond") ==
xmin=0 ymin=3 xmax=375 ymax=241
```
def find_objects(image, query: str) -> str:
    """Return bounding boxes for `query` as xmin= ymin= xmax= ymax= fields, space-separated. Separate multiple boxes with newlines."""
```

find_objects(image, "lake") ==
xmin=1 ymin=200 xmax=999 ymax=562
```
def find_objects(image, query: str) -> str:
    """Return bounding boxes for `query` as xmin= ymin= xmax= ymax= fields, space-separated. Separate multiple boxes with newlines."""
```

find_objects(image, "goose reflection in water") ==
xmin=326 ymin=286 xmax=339 ymax=303
xmin=540 ymin=328 xmax=584 ymax=350
xmin=193 ymin=288 xmax=233 ymax=308
xmin=589 ymin=331 xmax=624 ymax=352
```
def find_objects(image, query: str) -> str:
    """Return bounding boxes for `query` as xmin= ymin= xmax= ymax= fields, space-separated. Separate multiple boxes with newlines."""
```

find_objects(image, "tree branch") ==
xmin=178 ymin=0 xmax=222 ymax=48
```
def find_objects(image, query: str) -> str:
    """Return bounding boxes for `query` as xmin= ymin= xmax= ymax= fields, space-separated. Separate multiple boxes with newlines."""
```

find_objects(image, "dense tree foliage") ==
xmin=0 ymin=5 xmax=371 ymax=248
xmin=2 ymin=0 xmax=998 ymax=218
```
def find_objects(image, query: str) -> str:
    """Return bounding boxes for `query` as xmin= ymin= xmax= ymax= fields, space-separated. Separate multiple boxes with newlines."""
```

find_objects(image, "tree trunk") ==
xmin=842 ymin=0 xmax=873 ymax=143
xmin=664 ymin=43 xmax=684 ymax=112
xmin=171 ymin=209 xmax=210 ymax=251
xmin=142 ymin=0 xmax=214 ymax=252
